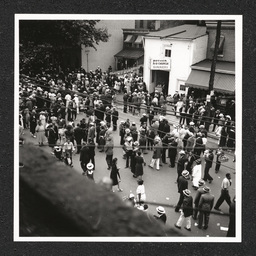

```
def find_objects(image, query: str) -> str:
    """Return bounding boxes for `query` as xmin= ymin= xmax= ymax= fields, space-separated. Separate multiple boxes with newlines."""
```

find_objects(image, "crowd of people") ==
xmin=19 ymin=66 xmax=235 ymax=236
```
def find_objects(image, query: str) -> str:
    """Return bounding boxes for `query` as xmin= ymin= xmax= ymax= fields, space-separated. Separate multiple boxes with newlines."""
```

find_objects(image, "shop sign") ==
xmin=151 ymin=59 xmax=171 ymax=70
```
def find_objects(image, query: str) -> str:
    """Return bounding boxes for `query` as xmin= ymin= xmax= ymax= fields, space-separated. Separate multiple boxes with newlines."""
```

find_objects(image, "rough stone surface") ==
xmin=20 ymin=144 xmax=182 ymax=237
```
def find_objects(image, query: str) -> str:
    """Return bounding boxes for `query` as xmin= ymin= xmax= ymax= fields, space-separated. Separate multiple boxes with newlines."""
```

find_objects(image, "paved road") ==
xmin=21 ymin=95 xmax=236 ymax=237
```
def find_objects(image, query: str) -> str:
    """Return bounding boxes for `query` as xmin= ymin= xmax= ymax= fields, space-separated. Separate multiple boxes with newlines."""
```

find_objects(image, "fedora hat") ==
xmin=156 ymin=206 xmax=165 ymax=214
xmin=87 ymin=163 xmax=94 ymax=170
xmin=183 ymin=189 xmax=191 ymax=197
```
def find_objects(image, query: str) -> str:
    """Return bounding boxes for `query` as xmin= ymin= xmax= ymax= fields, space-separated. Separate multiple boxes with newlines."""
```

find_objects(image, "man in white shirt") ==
xmin=214 ymin=173 xmax=232 ymax=211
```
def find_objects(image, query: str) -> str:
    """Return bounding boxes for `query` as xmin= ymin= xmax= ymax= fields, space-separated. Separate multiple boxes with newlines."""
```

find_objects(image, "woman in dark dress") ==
xmin=130 ymin=142 xmax=140 ymax=176
xmin=135 ymin=151 xmax=146 ymax=180
xmin=110 ymin=158 xmax=123 ymax=192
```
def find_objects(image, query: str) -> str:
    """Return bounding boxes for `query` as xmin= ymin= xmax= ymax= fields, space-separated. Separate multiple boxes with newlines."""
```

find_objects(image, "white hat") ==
xmin=179 ymin=150 xmax=186 ymax=155
xmin=126 ymin=136 xmax=132 ymax=141
xmin=183 ymin=189 xmax=191 ymax=197
xmin=182 ymin=170 xmax=189 ymax=178
xmin=87 ymin=163 xmax=94 ymax=170
xmin=189 ymin=121 xmax=195 ymax=126
xmin=129 ymin=193 xmax=135 ymax=199
xmin=156 ymin=206 xmax=165 ymax=214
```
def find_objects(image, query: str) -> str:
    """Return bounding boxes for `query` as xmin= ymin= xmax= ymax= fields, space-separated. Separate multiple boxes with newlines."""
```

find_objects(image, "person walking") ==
xmin=197 ymin=186 xmax=214 ymax=230
xmin=88 ymin=138 xmax=96 ymax=170
xmin=83 ymin=163 xmax=95 ymax=182
xmin=203 ymin=149 xmax=214 ymax=183
xmin=104 ymin=136 xmax=114 ymax=170
xmin=74 ymin=123 xmax=84 ymax=154
xmin=191 ymin=159 xmax=202 ymax=189
xmin=80 ymin=142 xmax=90 ymax=174
xmin=175 ymin=170 xmax=190 ymax=212
xmin=136 ymin=179 xmax=146 ymax=205
xmin=214 ymin=173 xmax=232 ymax=211
xmin=35 ymin=120 xmax=46 ymax=146
xmin=62 ymin=138 xmax=75 ymax=167
xmin=110 ymin=158 xmax=123 ymax=192
xmin=148 ymin=140 xmax=162 ymax=171
xmin=192 ymin=179 xmax=206 ymax=220
xmin=175 ymin=189 xmax=193 ymax=231
xmin=215 ymin=148 xmax=224 ymax=173
xmin=134 ymin=151 xmax=146 ymax=180
xmin=176 ymin=150 xmax=188 ymax=182
xmin=112 ymin=107 xmax=119 ymax=131
xmin=168 ymin=137 xmax=178 ymax=168
xmin=124 ymin=136 xmax=133 ymax=168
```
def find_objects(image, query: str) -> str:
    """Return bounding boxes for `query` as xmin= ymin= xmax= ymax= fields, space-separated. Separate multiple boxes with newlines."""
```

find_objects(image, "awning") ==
xmin=185 ymin=69 xmax=235 ymax=94
xmin=114 ymin=49 xmax=144 ymax=60
xmin=210 ymin=35 xmax=225 ymax=54
xmin=134 ymin=35 xmax=143 ymax=44
xmin=124 ymin=35 xmax=134 ymax=43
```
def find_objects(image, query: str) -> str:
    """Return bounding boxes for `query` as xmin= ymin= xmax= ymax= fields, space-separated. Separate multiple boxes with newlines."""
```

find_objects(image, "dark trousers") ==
xmin=75 ymin=139 xmax=82 ymax=153
xmin=112 ymin=120 xmax=117 ymax=131
xmin=203 ymin=166 xmax=213 ymax=181
xmin=175 ymin=193 xmax=184 ymax=211
xmin=106 ymin=154 xmax=113 ymax=168
xmin=193 ymin=204 xmax=199 ymax=219
xmin=198 ymin=210 xmax=210 ymax=228
xmin=162 ymin=148 xmax=167 ymax=163
xmin=88 ymin=156 xmax=95 ymax=170
xmin=169 ymin=151 xmax=177 ymax=167
xmin=124 ymin=103 xmax=127 ymax=113
xmin=147 ymin=139 xmax=154 ymax=150
xmin=126 ymin=150 xmax=132 ymax=167
xmin=215 ymin=161 xmax=221 ymax=172
xmin=215 ymin=189 xmax=231 ymax=208
xmin=81 ymin=161 xmax=89 ymax=173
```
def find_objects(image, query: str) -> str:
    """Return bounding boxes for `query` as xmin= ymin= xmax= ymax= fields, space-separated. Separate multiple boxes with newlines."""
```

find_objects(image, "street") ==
xmin=21 ymin=93 xmax=236 ymax=237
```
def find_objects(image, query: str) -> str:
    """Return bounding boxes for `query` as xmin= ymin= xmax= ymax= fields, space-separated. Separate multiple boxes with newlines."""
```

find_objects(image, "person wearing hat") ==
xmin=124 ymin=136 xmax=133 ymax=168
xmin=63 ymin=137 xmax=75 ymax=167
xmin=111 ymin=107 xmax=119 ymax=131
xmin=153 ymin=206 xmax=167 ymax=224
xmin=83 ymin=163 xmax=95 ymax=182
xmin=192 ymin=179 xmax=206 ymax=220
xmin=193 ymin=132 xmax=203 ymax=158
xmin=126 ymin=193 xmax=137 ymax=207
xmin=104 ymin=136 xmax=114 ymax=170
xmin=110 ymin=158 xmax=123 ymax=192
xmin=80 ymin=142 xmax=90 ymax=173
xmin=105 ymin=106 xmax=112 ymax=127
xmin=140 ymin=113 xmax=148 ymax=126
xmin=168 ymin=136 xmax=178 ymax=168
xmin=203 ymin=149 xmax=214 ymax=183
xmin=197 ymin=186 xmax=214 ymax=229
xmin=148 ymin=140 xmax=162 ymax=171
xmin=176 ymin=150 xmax=188 ymax=182
xmin=175 ymin=170 xmax=190 ymax=212
xmin=175 ymin=189 xmax=193 ymax=231
xmin=130 ymin=122 xmax=138 ymax=142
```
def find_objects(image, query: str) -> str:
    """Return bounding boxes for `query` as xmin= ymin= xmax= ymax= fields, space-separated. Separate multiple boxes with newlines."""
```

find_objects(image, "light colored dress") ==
xmin=192 ymin=164 xmax=202 ymax=187
xmin=136 ymin=184 xmax=146 ymax=202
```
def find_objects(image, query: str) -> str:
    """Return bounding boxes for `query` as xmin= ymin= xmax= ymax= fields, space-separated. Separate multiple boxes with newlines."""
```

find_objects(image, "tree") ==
xmin=19 ymin=20 xmax=110 ymax=75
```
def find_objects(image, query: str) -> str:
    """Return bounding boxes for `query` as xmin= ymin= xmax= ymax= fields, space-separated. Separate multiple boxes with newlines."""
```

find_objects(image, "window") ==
xmin=165 ymin=49 xmax=172 ymax=58
xmin=140 ymin=20 xmax=144 ymax=28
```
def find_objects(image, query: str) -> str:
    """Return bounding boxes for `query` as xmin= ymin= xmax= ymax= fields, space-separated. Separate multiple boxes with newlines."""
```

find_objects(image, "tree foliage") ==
xmin=19 ymin=20 xmax=110 ymax=74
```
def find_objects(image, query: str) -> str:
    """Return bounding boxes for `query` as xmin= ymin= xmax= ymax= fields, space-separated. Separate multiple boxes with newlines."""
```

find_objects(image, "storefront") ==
xmin=143 ymin=24 xmax=208 ymax=96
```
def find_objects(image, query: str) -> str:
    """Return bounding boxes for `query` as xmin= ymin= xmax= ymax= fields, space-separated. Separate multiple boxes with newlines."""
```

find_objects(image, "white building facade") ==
xmin=81 ymin=20 xmax=135 ymax=73
xmin=143 ymin=25 xmax=208 ymax=96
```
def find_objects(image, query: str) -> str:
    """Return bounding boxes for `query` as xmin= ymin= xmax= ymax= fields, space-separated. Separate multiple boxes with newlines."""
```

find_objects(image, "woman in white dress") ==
xmin=136 ymin=179 xmax=146 ymax=205
xmin=192 ymin=159 xmax=202 ymax=189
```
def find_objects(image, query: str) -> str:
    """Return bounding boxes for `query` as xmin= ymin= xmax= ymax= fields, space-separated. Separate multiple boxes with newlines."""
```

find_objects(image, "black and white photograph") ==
xmin=15 ymin=14 xmax=242 ymax=242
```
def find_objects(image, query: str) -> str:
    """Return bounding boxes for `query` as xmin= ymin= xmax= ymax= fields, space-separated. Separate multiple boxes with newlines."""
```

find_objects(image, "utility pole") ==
xmin=209 ymin=20 xmax=222 ymax=93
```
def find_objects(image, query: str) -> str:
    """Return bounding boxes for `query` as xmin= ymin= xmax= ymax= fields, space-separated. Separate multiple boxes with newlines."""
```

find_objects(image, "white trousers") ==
xmin=150 ymin=158 xmax=160 ymax=170
xmin=176 ymin=211 xmax=191 ymax=229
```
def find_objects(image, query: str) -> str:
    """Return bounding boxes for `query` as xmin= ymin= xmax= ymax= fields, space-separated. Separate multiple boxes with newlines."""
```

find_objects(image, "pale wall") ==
xmin=81 ymin=20 xmax=135 ymax=72
xmin=144 ymin=35 xmax=208 ymax=96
